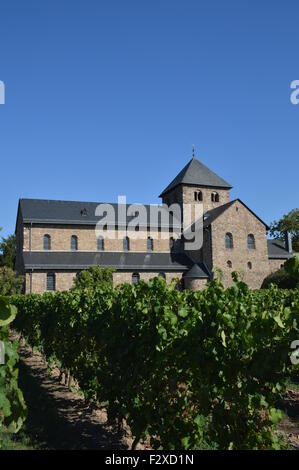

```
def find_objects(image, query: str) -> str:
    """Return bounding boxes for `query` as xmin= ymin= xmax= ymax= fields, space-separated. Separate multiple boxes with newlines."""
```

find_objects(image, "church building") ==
xmin=15 ymin=156 xmax=292 ymax=293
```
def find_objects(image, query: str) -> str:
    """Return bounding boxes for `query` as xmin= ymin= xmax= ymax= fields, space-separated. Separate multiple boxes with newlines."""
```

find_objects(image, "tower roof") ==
xmin=159 ymin=157 xmax=232 ymax=197
xmin=184 ymin=263 xmax=210 ymax=279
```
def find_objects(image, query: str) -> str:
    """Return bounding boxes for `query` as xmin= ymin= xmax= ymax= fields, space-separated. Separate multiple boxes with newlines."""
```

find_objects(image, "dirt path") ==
xmin=277 ymin=388 xmax=299 ymax=449
xmin=17 ymin=340 xmax=137 ymax=450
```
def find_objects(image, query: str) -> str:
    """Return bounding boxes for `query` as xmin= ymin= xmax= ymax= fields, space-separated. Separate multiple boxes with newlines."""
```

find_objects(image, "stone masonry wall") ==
xmin=182 ymin=185 xmax=230 ymax=216
xmin=25 ymin=272 xmax=77 ymax=294
xmin=184 ymin=278 xmax=208 ymax=291
xmin=210 ymin=200 xmax=269 ymax=288
xmin=24 ymin=224 xmax=180 ymax=253
xmin=25 ymin=270 xmax=183 ymax=293
xmin=15 ymin=212 xmax=25 ymax=275
xmin=268 ymin=259 xmax=286 ymax=274
xmin=162 ymin=185 xmax=230 ymax=222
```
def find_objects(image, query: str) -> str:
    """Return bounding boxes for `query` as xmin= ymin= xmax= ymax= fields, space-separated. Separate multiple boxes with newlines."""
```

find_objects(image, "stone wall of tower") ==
xmin=182 ymin=185 xmax=230 ymax=214
xmin=162 ymin=185 xmax=230 ymax=222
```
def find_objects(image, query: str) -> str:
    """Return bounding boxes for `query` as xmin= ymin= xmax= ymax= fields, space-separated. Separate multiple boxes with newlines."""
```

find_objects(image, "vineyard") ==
xmin=0 ymin=297 xmax=27 ymax=440
xmin=8 ymin=273 xmax=299 ymax=450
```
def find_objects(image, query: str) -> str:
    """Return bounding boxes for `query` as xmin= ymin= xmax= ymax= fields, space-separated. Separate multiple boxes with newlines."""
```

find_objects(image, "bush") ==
xmin=284 ymin=254 xmax=299 ymax=284
xmin=72 ymin=266 xmax=114 ymax=290
xmin=262 ymin=270 xmax=297 ymax=290
xmin=0 ymin=267 xmax=24 ymax=296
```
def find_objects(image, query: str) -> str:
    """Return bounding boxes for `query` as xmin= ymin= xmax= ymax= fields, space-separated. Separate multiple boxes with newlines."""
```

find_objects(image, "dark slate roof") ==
xmin=18 ymin=198 xmax=181 ymax=228
xmin=203 ymin=200 xmax=235 ymax=228
xmin=202 ymin=199 xmax=269 ymax=229
xmin=159 ymin=157 xmax=232 ymax=197
xmin=267 ymin=239 xmax=293 ymax=259
xmin=22 ymin=251 xmax=193 ymax=271
xmin=183 ymin=263 xmax=210 ymax=279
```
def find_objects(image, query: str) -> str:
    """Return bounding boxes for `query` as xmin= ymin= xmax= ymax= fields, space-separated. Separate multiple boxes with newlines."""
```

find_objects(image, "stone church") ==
xmin=15 ymin=156 xmax=292 ymax=293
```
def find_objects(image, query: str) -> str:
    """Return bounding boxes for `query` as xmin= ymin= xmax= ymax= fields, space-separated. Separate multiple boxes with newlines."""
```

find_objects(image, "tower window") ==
xmin=211 ymin=192 xmax=219 ymax=202
xmin=147 ymin=236 xmax=153 ymax=252
xmin=132 ymin=272 xmax=140 ymax=285
xmin=194 ymin=191 xmax=203 ymax=202
xmin=227 ymin=260 xmax=232 ymax=269
xmin=248 ymin=261 xmax=252 ymax=270
xmin=225 ymin=233 xmax=234 ymax=249
xmin=248 ymin=234 xmax=256 ymax=250
xmin=71 ymin=235 xmax=78 ymax=251
xmin=97 ymin=236 xmax=104 ymax=251
xmin=158 ymin=272 xmax=166 ymax=279
xmin=123 ymin=236 xmax=130 ymax=251
xmin=169 ymin=237 xmax=175 ymax=250
xmin=43 ymin=234 xmax=51 ymax=250
xmin=46 ymin=273 xmax=55 ymax=291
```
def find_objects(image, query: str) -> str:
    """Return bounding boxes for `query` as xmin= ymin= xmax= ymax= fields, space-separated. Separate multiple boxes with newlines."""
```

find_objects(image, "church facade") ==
xmin=15 ymin=157 xmax=292 ymax=293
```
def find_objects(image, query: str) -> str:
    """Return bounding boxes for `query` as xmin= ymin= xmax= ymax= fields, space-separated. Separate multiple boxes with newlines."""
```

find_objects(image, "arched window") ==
xmin=248 ymin=261 xmax=252 ymax=270
xmin=97 ymin=236 xmax=104 ymax=251
xmin=123 ymin=236 xmax=130 ymax=251
xmin=211 ymin=192 xmax=219 ymax=202
xmin=169 ymin=237 xmax=175 ymax=250
xmin=194 ymin=191 xmax=203 ymax=202
xmin=46 ymin=273 xmax=55 ymax=291
xmin=71 ymin=235 xmax=78 ymax=251
xmin=227 ymin=260 xmax=232 ymax=269
xmin=225 ymin=233 xmax=233 ymax=249
xmin=248 ymin=234 xmax=256 ymax=250
xmin=43 ymin=234 xmax=51 ymax=250
xmin=158 ymin=272 xmax=166 ymax=279
xmin=132 ymin=272 xmax=140 ymax=285
xmin=147 ymin=236 xmax=153 ymax=252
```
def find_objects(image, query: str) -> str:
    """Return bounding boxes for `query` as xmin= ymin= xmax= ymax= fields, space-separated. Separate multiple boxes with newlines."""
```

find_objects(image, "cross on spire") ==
xmin=192 ymin=145 xmax=196 ymax=158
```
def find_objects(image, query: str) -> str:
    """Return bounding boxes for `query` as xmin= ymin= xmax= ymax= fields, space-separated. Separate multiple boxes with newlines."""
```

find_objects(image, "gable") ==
xmin=205 ymin=199 xmax=269 ymax=230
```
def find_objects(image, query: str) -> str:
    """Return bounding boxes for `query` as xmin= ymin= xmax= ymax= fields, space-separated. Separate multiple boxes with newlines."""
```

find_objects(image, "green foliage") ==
xmin=284 ymin=254 xmax=299 ymax=284
xmin=262 ymin=267 xmax=296 ymax=290
xmin=0 ymin=234 xmax=17 ymax=269
xmin=72 ymin=266 xmax=114 ymax=290
xmin=270 ymin=209 xmax=299 ymax=253
xmin=0 ymin=266 xmax=24 ymax=296
xmin=11 ymin=277 xmax=299 ymax=450
xmin=0 ymin=296 xmax=27 ymax=441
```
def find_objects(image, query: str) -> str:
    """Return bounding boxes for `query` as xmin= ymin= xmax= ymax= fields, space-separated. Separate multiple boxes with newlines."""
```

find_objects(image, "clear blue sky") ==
xmin=0 ymin=1 xmax=298 ymax=238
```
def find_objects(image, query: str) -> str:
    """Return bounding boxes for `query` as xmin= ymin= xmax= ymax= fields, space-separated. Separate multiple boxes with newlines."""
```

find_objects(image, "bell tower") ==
xmin=159 ymin=154 xmax=232 ymax=224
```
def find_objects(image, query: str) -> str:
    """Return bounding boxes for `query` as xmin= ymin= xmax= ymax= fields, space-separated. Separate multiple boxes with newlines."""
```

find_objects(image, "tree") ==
xmin=270 ymin=208 xmax=299 ymax=253
xmin=73 ymin=265 xmax=114 ymax=290
xmin=0 ymin=267 xmax=24 ymax=296
xmin=0 ymin=234 xmax=17 ymax=269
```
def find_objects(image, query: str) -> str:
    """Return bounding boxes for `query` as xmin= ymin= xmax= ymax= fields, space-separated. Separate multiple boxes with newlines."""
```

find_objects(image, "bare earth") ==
xmin=277 ymin=388 xmax=299 ymax=449
xmin=17 ymin=339 xmax=147 ymax=450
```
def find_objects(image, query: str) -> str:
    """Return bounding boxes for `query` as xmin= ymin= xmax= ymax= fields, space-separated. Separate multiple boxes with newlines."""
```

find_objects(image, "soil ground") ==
xmin=16 ymin=339 xmax=145 ymax=450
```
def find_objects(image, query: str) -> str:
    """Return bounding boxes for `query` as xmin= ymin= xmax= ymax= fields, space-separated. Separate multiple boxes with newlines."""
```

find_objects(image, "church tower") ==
xmin=159 ymin=156 xmax=232 ymax=224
